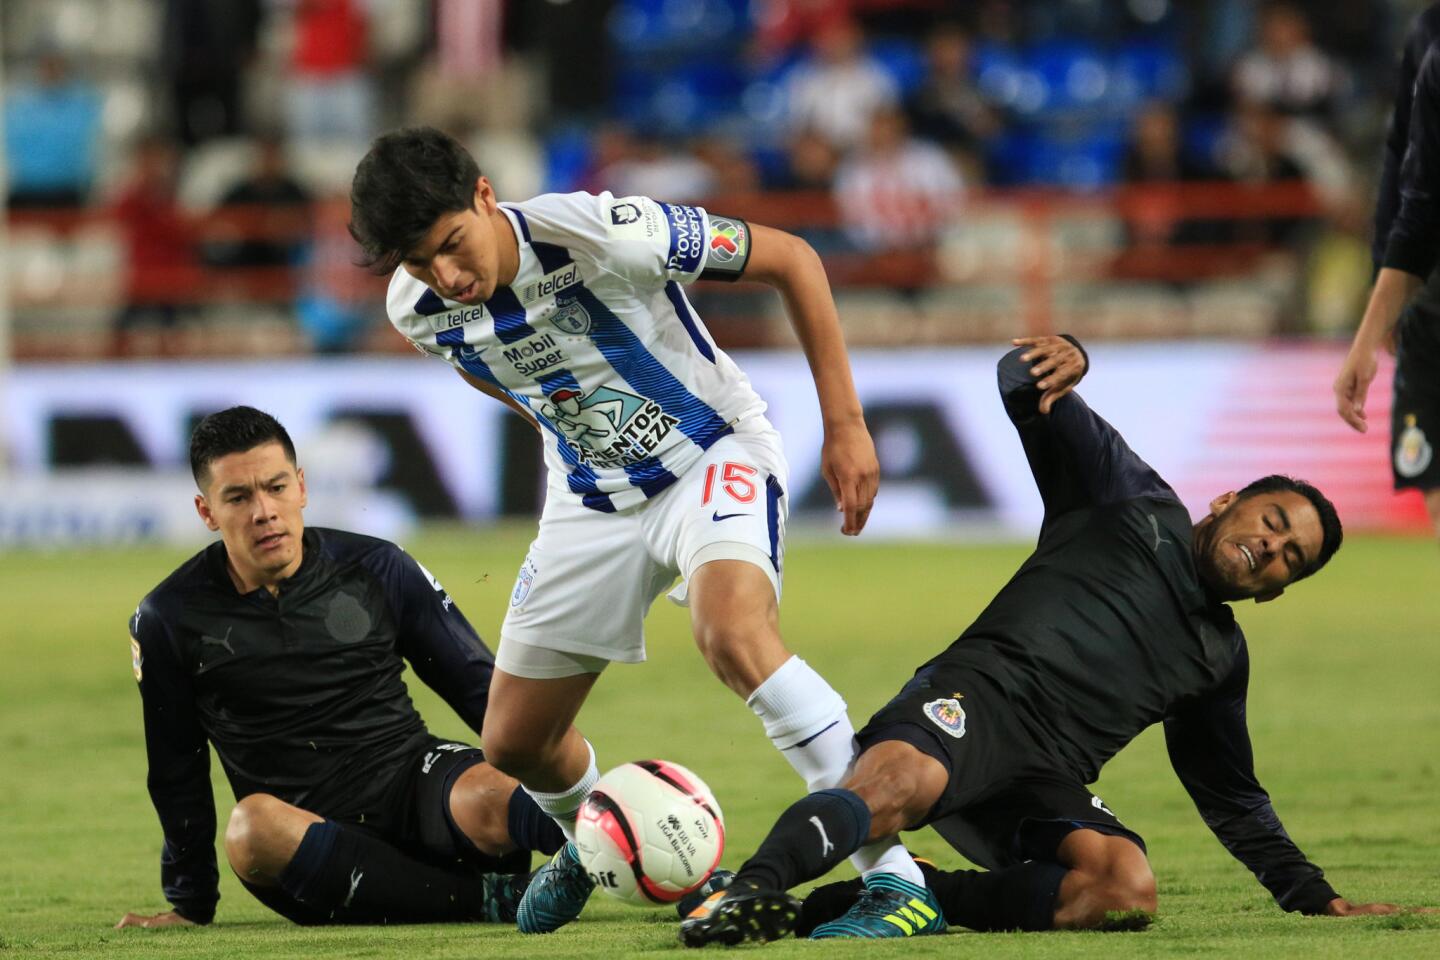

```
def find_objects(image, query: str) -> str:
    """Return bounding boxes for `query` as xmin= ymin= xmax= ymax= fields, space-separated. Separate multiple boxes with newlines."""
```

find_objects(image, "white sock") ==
xmin=850 ymin=835 xmax=925 ymax=885
xmin=522 ymin=740 xmax=598 ymax=844
xmin=747 ymin=656 xmax=858 ymax=791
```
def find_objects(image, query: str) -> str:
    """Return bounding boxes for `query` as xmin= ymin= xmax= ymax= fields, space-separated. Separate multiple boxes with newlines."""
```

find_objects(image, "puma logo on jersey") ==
xmin=200 ymin=627 xmax=234 ymax=654
xmin=1147 ymin=514 xmax=1172 ymax=552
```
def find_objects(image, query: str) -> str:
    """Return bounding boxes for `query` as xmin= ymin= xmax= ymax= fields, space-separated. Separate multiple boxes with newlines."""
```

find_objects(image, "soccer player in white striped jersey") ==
xmin=348 ymin=127 xmax=885 ymax=934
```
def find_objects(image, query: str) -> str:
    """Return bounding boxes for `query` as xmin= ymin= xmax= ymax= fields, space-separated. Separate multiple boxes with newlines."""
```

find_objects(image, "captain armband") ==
xmin=698 ymin=214 xmax=753 ymax=281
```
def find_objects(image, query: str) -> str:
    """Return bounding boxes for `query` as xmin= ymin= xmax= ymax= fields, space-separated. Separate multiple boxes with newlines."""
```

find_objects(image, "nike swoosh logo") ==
xmin=712 ymin=511 xmax=751 ymax=522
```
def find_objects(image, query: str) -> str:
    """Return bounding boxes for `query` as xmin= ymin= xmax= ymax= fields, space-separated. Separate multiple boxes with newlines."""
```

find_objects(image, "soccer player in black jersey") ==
xmin=1335 ymin=2 xmax=1440 ymax=540
xmin=116 ymin=407 xmax=564 ymax=930
xmin=682 ymin=336 xmax=1431 ymax=946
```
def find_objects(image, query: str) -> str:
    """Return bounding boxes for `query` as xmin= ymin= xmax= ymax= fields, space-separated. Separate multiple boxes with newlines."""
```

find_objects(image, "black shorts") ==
xmin=857 ymin=667 xmax=1145 ymax=871
xmin=243 ymin=735 xmax=527 ymax=924
xmin=1392 ymin=304 xmax=1440 ymax=491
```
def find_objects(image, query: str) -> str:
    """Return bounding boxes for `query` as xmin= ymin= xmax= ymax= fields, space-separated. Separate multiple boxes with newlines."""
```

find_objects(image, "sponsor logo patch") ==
xmin=663 ymin=203 xmax=706 ymax=274
xmin=429 ymin=306 xmax=486 ymax=332
xmin=605 ymin=196 xmax=665 ymax=241
xmin=538 ymin=384 xmax=679 ymax=469
xmin=522 ymin=262 xmax=581 ymax=302
xmin=706 ymin=216 xmax=749 ymax=264
xmin=923 ymin=696 xmax=967 ymax=738
xmin=1396 ymin=413 xmax=1434 ymax=478
xmin=502 ymin=330 xmax=569 ymax=377
xmin=130 ymin=636 xmax=143 ymax=682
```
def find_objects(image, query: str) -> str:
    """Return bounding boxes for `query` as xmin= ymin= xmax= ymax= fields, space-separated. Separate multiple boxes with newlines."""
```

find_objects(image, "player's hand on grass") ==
xmin=1323 ymin=897 xmax=1438 ymax=916
xmin=1333 ymin=345 xmax=1381 ymax=433
xmin=821 ymin=418 xmax=879 ymax=536
xmin=115 ymin=910 xmax=196 ymax=930
xmin=1013 ymin=336 xmax=1087 ymax=414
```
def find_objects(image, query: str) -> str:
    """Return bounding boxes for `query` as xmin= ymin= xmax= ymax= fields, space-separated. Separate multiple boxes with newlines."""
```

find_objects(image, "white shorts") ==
xmin=496 ymin=417 xmax=789 ymax=674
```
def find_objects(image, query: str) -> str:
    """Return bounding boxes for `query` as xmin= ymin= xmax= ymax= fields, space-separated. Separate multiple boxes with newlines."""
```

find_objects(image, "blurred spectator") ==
xmin=161 ymin=0 xmax=263 ymax=145
xmin=784 ymin=17 xmax=900 ymax=152
xmin=410 ymin=0 xmax=539 ymax=134
xmin=3 ymin=51 xmax=103 ymax=209
xmin=111 ymin=135 xmax=202 ymax=351
xmin=204 ymin=133 xmax=314 ymax=298
xmin=1214 ymin=102 xmax=1356 ymax=244
xmin=591 ymin=129 xmax=716 ymax=202
xmin=283 ymin=0 xmax=377 ymax=145
xmin=692 ymin=137 xmax=762 ymax=197
xmin=297 ymin=192 xmax=377 ymax=352
xmin=904 ymin=22 xmax=1000 ymax=177
xmin=1231 ymin=1 xmax=1348 ymax=121
xmin=833 ymin=107 xmax=964 ymax=252
xmin=773 ymin=129 xmax=842 ymax=190
xmin=1119 ymin=102 xmax=1230 ymax=252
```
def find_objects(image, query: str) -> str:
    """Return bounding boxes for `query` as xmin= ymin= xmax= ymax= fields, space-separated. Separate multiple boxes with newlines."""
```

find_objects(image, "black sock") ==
xmin=507 ymin=786 xmax=565 ymax=855
xmin=277 ymin=820 xmax=499 ymax=924
xmin=924 ymin=861 xmax=1069 ymax=931
xmin=734 ymin=789 xmax=870 ymax=892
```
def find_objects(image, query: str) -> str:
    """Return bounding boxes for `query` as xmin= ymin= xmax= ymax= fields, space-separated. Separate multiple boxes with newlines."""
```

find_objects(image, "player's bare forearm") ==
xmin=742 ymin=226 xmax=861 ymax=420
xmin=1334 ymin=268 xmax=1422 ymax=431
xmin=743 ymin=224 xmax=878 ymax=534
xmin=1354 ymin=267 xmax=1421 ymax=351
xmin=456 ymin=369 xmax=540 ymax=432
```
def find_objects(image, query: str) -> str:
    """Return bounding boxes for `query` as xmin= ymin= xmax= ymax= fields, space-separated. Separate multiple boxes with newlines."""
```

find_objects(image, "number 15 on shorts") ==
xmin=701 ymin=462 xmax=758 ymax=505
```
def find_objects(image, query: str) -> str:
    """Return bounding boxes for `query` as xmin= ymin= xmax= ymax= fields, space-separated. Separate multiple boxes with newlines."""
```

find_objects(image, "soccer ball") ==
xmin=574 ymin=759 xmax=725 ymax=906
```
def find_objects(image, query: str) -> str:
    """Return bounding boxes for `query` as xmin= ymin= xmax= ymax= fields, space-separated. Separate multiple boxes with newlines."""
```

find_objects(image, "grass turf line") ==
xmin=1 ymin=525 xmax=1436 ymax=957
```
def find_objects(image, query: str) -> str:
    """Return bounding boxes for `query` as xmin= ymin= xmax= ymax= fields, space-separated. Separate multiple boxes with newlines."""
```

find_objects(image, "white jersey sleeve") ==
xmin=514 ymin=191 xmax=711 ymax=288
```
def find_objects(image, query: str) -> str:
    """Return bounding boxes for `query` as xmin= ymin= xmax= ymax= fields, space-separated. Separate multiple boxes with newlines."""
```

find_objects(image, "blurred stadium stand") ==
xmin=2 ymin=0 xmax=1395 ymax=360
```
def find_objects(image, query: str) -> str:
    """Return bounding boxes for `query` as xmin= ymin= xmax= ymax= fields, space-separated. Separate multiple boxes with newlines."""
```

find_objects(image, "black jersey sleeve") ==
xmin=1163 ymin=640 xmax=1339 ymax=915
xmin=381 ymin=547 xmax=497 ymax=736
xmin=129 ymin=602 xmax=219 ymax=924
xmin=996 ymin=338 xmax=1174 ymax=522
xmin=1382 ymin=42 xmax=1440 ymax=279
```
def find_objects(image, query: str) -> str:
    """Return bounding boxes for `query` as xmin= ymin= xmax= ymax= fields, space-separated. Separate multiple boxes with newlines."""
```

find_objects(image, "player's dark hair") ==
xmin=1236 ymin=474 xmax=1342 ymax=579
xmin=349 ymin=126 xmax=481 ymax=274
xmin=189 ymin=406 xmax=297 ymax=490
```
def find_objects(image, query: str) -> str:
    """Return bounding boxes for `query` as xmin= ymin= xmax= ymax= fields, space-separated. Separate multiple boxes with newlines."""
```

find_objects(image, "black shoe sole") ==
xmin=680 ymin=890 xmax=800 ymax=948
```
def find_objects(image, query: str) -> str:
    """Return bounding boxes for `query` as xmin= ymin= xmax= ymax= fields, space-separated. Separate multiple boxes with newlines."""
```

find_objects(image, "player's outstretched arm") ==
xmin=1011 ymin=335 xmax=1088 ymax=414
xmin=742 ymin=223 xmax=878 ymax=535
xmin=1334 ymin=267 xmax=1420 ymax=432
xmin=115 ymin=910 xmax=196 ymax=930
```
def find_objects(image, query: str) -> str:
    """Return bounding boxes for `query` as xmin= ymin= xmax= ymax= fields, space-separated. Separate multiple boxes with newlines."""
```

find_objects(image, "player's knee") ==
xmin=1102 ymin=858 xmax=1157 ymax=916
xmin=225 ymin=793 xmax=288 ymax=874
xmin=1074 ymin=856 xmax=1157 ymax=926
xmin=845 ymin=767 xmax=926 ymax=838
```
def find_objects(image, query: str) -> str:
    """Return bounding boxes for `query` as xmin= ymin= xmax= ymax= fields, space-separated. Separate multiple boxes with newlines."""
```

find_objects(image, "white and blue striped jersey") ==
xmin=387 ymin=191 xmax=768 ymax=513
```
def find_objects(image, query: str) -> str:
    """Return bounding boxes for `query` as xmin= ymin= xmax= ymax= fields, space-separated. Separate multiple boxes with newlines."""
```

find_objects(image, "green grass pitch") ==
xmin=2 ymin=526 xmax=1437 ymax=958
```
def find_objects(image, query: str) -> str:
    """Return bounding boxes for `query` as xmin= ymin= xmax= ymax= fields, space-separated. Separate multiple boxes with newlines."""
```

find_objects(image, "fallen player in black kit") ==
xmin=681 ymin=335 xmax=1435 ymax=945
xmin=117 ymin=407 xmax=563 ymax=930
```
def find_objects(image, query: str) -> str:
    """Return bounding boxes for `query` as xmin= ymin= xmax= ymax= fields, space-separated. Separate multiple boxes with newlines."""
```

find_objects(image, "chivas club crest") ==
xmin=1395 ymin=414 xmax=1433 ymax=479
xmin=550 ymin=295 xmax=592 ymax=336
xmin=923 ymin=697 xmax=967 ymax=738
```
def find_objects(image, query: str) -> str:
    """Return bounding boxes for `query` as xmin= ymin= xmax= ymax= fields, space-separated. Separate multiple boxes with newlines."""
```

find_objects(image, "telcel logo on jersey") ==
xmin=523 ymin=263 xmax=580 ymax=302
xmin=665 ymin=204 xmax=705 ymax=273
xmin=430 ymin=306 xmax=486 ymax=331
